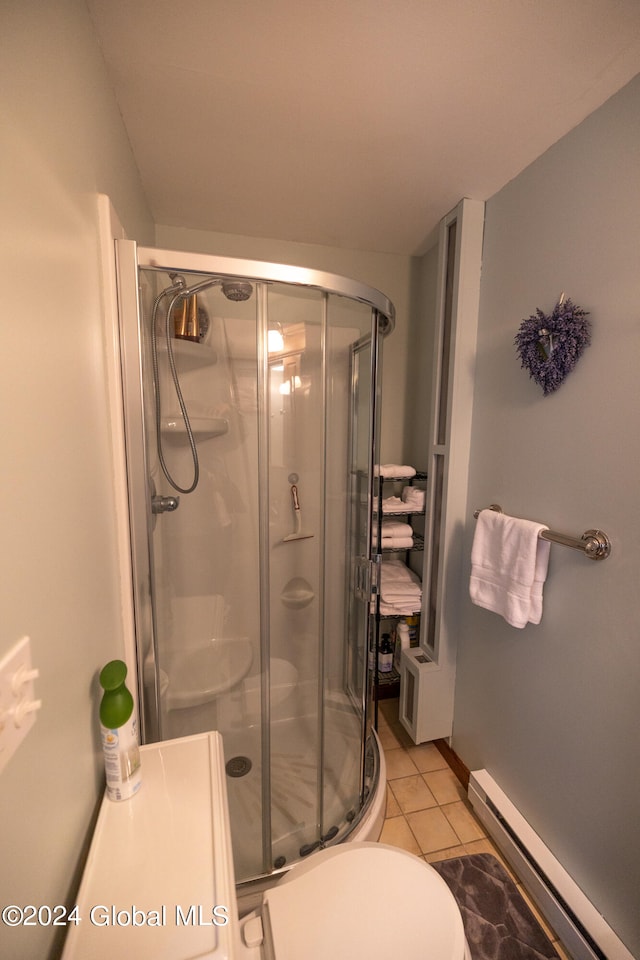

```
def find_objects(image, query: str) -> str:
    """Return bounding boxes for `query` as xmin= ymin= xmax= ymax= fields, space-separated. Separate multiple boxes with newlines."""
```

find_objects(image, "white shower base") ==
xmin=165 ymin=681 xmax=386 ymax=912
xmin=223 ymin=710 xmax=384 ymax=881
xmin=232 ymin=722 xmax=386 ymax=916
xmin=347 ymin=727 xmax=386 ymax=843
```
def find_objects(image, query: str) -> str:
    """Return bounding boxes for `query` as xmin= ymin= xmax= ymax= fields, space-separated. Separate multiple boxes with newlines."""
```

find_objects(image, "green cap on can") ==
xmin=99 ymin=659 xmax=128 ymax=692
xmin=99 ymin=659 xmax=134 ymax=728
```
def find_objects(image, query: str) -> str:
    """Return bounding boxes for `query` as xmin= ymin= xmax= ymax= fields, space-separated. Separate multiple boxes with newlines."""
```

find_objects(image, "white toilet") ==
xmin=62 ymin=732 xmax=471 ymax=960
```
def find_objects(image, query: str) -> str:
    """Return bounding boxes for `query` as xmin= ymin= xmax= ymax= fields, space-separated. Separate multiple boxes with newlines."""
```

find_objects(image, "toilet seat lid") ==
xmin=262 ymin=842 xmax=466 ymax=960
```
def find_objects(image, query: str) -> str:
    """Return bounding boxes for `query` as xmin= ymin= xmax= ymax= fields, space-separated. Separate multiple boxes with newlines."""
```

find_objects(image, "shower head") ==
xmin=163 ymin=274 xmax=253 ymax=302
xmin=221 ymin=280 xmax=253 ymax=302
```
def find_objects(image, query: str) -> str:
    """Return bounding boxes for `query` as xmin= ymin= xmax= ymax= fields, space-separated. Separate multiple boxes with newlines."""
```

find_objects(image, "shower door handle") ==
xmin=151 ymin=494 xmax=180 ymax=514
xmin=354 ymin=556 xmax=379 ymax=602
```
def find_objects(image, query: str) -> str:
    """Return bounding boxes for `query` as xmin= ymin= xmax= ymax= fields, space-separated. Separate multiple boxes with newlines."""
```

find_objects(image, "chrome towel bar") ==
xmin=473 ymin=504 xmax=611 ymax=561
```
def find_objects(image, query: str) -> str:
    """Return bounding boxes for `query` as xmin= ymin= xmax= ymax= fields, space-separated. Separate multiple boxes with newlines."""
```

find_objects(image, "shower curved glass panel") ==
xmin=115 ymin=241 xmax=393 ymax=886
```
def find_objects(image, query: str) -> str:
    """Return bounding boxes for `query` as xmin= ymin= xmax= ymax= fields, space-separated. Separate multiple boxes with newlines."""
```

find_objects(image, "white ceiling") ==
xmin=87 ymin=0 xmax=640 ymax=255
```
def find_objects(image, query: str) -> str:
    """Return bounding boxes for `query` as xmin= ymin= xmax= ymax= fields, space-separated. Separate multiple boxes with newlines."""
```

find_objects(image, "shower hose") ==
xmin=150 ymin=288 xmax=200 ymax=495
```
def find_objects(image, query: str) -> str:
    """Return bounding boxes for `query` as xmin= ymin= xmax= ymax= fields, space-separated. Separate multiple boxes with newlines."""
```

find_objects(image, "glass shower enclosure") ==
xmin=115 ymin=241 xmax=393 ymax=886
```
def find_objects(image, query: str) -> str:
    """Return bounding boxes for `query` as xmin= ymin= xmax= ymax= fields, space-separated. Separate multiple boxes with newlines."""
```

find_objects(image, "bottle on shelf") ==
xmin=378 ymin=633 xmax=394 ymax=674
xmin=406 ymin=615 xmax=420 ymax=647
xmin=394 ymin=620 xmax=410 ymax=671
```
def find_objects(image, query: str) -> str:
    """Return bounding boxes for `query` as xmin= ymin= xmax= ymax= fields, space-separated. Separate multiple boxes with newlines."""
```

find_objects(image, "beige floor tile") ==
xmin=390 ymin=774 xmax=438 ymax=814
xmin=461 ymin=837 xmax=496 ymax=856
xmin=377 ymin=697 xmax=572 ymax=960
xmin=385 ymin=747 xmax=419 ymax=780
xmin=378 ymin=699 xmax=400 ymax=724
xmin=377 ymin=723 xmax=407 ymax=750
xmin=385 ymin=784 xmax=401 ymax=818
xmin=424 ymin=845 xmax=467 ymax=863
xmin=395 ymin=723 xmax=418 ymax=749
xmin=422 ymin=767 xmax=466 ymax=804
xmin=406 ymin=742 xmax=448 ymax=773
xmin=379 ymin=815 xmax=422 ymax=856
xmin=378 ymin=721 xmax=415 ymax=751
xmin=441 ymin=801 xmax=485 ymax=844
xmin=376 ymin=710 xmax=392 ymax=731
xmin=406 ymin=806 xmax=460 ymax=854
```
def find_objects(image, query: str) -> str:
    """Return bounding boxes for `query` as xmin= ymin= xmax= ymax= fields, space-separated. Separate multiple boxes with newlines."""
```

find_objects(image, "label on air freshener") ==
xmin=100 ymin=717 xmax=142 ymax=801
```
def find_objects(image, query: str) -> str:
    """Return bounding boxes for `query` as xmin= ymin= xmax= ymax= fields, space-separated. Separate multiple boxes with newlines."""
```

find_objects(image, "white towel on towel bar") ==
xmin=469 ymin=509 xmax=551 ymax=628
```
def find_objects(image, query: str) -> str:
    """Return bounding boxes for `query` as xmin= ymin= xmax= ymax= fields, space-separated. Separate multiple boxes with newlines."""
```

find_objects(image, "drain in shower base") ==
xmin=226 ymin=755 xmax=252 ymax=778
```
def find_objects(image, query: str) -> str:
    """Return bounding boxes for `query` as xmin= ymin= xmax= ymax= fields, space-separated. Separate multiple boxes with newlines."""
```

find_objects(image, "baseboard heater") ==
xmin=468 ymin=770 xmax=634 ymax=960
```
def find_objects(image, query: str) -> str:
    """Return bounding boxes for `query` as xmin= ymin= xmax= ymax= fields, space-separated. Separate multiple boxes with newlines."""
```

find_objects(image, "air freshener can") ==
xmin=99 ymin=659 xmax=142 ymax=801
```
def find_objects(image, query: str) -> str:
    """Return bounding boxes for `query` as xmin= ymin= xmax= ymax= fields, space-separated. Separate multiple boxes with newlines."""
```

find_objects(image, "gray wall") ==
xmin=453 ymin=75 xmax=640 ymax=955
xmin=0 ymin=2 xmax=153 ymax=958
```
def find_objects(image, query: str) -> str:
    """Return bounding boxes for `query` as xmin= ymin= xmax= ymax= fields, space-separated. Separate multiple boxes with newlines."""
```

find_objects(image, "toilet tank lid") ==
xmin=262 ymin=842 xmax=466 ymax=960
xmin=62 ymin=732 xmax=238 ymax=960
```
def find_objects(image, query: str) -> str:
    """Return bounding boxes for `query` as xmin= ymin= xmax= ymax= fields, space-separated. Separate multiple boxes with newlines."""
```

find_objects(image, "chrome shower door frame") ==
xmin=115 ymin=238 xmax=162 ymax=742
xmin=114 ymin=237 xmax=394 ymax=879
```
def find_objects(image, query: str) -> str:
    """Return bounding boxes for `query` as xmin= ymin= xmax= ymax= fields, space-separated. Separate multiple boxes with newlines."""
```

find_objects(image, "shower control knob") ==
xmin=151 ymin=495 xmax=180 ymax=514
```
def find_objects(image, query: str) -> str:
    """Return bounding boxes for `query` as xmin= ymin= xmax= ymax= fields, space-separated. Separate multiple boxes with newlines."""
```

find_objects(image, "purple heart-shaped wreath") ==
xmin=514 ymin=297 xmax=591 ymax=396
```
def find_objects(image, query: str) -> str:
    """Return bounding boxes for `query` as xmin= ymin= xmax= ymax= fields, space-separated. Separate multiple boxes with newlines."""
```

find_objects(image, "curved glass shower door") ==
xmin=116 ymin=242 xmax=391 ymax=884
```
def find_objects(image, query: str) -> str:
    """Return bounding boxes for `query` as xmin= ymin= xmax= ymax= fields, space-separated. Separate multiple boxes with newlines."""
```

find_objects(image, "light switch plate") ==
xmin=0 ymin=636 xmax=39 ymax=774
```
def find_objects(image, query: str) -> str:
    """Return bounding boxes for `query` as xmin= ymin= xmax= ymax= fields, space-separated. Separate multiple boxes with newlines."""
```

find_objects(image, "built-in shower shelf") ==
xmin=158 ymin=338 xmax=217 ymax=369
xmin=161 ymin=416 xmax=229 ymax=441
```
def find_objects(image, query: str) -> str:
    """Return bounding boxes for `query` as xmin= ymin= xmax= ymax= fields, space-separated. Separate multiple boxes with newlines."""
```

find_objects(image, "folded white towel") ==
xmin=380 ymin=560 xmax=422 ymax=606
xmin=381 ymin=558 xmax=421 ymax=582
xmin=381 ymin=496 xmax=409 ymax=514
xmin=381 ymin=576 xmax=421 ymax=594
xmin=401 ymin=487 xmax=425 ymax=510
xmin=469 ymin=510 xmax=551 ymax=628
xmin=375 ymin=464 xmax=417 ymax=479
xmin=378 ymin=600 xmax=423 ymax=616
xmin=380 ymin=520 xmax=413 ymax=536
xmin=379 ymin=536 xmax=414 ymax=550
xmin=382 ymin=591 xmax=421 ymax=606
xmin=373 ymin=520 xmax=414 ymax=548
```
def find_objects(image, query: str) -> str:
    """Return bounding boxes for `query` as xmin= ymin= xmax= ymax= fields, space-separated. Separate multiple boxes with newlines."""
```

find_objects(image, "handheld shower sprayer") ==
xmin=151 ymin=271 xmax=254 ymax=499
xmin=221 ymin=279 xmax=253 ymax=302
xmin=166 ymin=274 xmax=253 ymax=302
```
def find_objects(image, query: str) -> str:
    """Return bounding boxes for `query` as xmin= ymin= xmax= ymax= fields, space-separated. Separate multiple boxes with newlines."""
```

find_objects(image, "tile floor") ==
xmin=376 ymin=697 xmax=570 ymax=959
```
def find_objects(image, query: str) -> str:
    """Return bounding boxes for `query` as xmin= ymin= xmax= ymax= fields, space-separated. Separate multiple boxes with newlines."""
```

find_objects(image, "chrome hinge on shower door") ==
xmin=354 ymin=556 xmax=380 ymax=603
